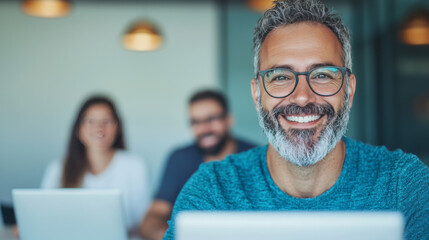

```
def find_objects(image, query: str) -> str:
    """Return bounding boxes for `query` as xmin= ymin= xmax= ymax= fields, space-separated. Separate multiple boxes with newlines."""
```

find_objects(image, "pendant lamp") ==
xmin=123 ymin=21 xmax=162 ymax=51
xmin=400 ymin=9 xmax=429 ymax=45
xmin=22 ymin=0 xmax=71 ymax=18
xmin=247 ymin=0 xmax=275 ymax=13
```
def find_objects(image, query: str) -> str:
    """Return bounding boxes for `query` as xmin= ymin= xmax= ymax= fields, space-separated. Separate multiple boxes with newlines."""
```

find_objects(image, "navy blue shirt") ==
xmin=155 ymin=138 xmax=256 ymax=205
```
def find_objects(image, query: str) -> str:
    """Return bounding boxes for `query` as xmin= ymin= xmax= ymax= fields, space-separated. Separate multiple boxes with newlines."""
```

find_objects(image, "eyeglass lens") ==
xmin=190 ymin=113 xmax=226 ymax=126
xmin=262 ymin=66 xmax=344 ymax=97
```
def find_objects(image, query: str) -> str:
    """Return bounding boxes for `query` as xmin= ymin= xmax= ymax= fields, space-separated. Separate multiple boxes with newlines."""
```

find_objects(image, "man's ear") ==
xmin=347 ymin=73 xmax=356 ymax=108
xmin=251 ymin=78 xmax=259 ymax=109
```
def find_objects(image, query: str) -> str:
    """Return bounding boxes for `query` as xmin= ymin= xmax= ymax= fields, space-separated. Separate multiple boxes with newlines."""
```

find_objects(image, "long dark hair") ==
xmin=61 ymin=96 xmax=126 ymax=187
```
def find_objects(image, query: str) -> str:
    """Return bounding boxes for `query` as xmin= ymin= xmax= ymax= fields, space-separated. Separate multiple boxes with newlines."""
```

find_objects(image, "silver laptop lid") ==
xmin=176 ymin=211 xmax=404 ymax=240
xmin=13 ymin=189 xmax=127 ymax=240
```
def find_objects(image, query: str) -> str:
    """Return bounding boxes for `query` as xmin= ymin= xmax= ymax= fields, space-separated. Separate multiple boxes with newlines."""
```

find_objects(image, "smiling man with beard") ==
xmin=140 ymin=90 xmax=255 ymax=240
xmin=259 ymin=101 xmax=348 ymax=167
xmin=162 ymin=1 xmax=429 ymax=240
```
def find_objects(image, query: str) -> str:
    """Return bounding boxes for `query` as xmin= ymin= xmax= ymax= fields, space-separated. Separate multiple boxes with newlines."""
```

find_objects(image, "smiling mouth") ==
xmin=284 ymin=114 xmax=322 ymax=123
xmin=198 ymin=134 xmax=219 ymax=147
xmin=95 ymin=132 xmax=105 ymax=138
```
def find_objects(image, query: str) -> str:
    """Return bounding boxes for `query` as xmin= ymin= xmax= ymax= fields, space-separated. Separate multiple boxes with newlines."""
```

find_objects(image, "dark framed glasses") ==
xmin=257 ymin=66 xmax=351 ymax=98
xmin=190 ymin=113 xmax=226 ymax=126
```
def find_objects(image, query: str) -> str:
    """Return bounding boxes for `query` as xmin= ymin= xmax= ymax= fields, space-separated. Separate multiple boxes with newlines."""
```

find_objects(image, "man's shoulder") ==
xmin=234 ymin=137 xmax=258 ymax=152
xmin=165 ymin=143 xmax=201 ymax=164
xmin=345 ymin=137 xmax=422 ymax=172
xmin=202 ymin=146 xmax=267 ymax=177
xmin=169 ymin=143 xmax=199 ymax=157
xmin=176 ymin=146 xmax=268 ymax=205
xmin=344 ymin=140 xmax=429 ymax=240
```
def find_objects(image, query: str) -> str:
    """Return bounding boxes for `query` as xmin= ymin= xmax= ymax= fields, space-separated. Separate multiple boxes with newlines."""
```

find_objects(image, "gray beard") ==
xmin=256 ymin=92 xmax=350 ymax=167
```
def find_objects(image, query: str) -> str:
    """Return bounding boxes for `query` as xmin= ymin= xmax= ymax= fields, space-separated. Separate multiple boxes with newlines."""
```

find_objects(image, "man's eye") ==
xmin=271 ymin=75 xmax=290 ymax=81
xmin=313 ymin=73 xmax=333 ymax=79
xmin=207 ymin=116 xmax=218 ymax=122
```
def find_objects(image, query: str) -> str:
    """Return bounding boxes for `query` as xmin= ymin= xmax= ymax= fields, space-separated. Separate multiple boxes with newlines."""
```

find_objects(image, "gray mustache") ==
xmin=273 ymin=103 xmax=335 ymax=118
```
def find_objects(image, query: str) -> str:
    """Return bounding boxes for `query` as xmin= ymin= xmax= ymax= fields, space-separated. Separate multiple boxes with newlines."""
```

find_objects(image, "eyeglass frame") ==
xmin=256 ymin=66 xmax=351 ymax=98
xmin=190 ymin=112 xmax=227 ymax=126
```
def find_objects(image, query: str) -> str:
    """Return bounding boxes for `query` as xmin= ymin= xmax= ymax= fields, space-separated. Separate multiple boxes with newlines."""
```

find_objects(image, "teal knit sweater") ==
xmin=164 ymin=137 xmax=429 ymax=240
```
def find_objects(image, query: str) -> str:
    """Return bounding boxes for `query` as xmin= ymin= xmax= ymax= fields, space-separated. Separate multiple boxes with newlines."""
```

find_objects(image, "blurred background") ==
xmin=0 ymin=0 xmax=428 ymax=207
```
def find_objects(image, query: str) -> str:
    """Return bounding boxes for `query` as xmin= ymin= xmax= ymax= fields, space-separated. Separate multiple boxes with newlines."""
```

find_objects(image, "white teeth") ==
xmin=286 ymin=115 xmax=321 ymax=123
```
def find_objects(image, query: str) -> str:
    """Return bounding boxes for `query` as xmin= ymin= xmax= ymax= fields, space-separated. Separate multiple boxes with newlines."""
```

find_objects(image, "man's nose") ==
xmin=288 ymin=75 xmax=316 ymax=107
xmin=193 ymin=120 xmax=213 ymax=134
xmin=195 ymin=121 xmax=211 ymax=131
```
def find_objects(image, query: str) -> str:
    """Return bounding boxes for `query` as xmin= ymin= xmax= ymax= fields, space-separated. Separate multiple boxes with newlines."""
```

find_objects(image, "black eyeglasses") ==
xmin=190 ymin=113 xmax=226 ymax=126
xmin=257 ymin=66 xmax=351 ymax=98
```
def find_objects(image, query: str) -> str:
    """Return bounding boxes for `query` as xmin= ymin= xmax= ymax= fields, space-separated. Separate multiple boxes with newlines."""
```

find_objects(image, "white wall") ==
xmin=0 ymin=1 xmax=219 ymax=202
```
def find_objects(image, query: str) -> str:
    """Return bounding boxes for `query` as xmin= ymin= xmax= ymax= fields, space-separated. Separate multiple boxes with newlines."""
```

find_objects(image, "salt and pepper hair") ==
xmin=253 ymin=0 xmax=352 ymax=75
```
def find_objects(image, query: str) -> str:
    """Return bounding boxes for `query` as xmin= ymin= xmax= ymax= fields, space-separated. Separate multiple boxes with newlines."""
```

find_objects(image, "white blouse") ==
xmin=40 ymin=150 xmax=149 ymax=231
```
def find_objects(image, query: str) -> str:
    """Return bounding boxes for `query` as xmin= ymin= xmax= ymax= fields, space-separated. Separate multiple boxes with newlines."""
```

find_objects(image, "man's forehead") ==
xmin=190 ymin=99 xmax=224 ymax=118
xmin=259 ymin=22 xmax=343 ymax=71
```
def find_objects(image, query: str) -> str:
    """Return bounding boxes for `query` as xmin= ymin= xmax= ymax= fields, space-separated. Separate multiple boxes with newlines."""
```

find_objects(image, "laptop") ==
xmin=176 ymin=211 xmax=404 ymax=240
xmin=12 ymin=189 xmax=127 ymax=240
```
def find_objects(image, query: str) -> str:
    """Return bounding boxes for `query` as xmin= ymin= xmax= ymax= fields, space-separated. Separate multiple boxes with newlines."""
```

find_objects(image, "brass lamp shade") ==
xmin=248 ymin=0 xmax=275 ymax=13
xmin=400 ymin=10 xmax=429 ymax=45
xmin=22 ymin=0 xmax=71 ymax=18
xmin=123 ymin=22 xmax=162 ymax=51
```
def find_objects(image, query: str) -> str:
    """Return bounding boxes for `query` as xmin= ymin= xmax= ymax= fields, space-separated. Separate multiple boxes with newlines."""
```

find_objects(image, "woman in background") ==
xmin=41 ymin=95 xmax=149 ymax=233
